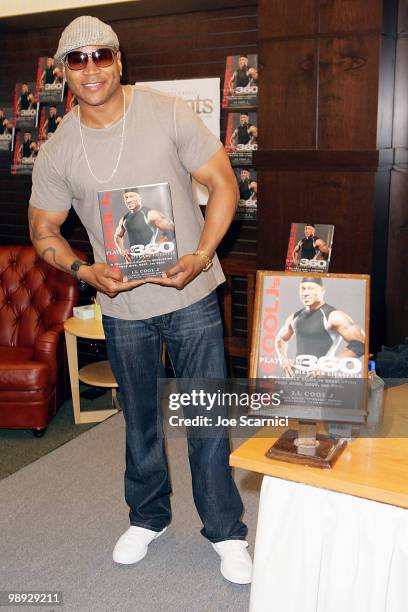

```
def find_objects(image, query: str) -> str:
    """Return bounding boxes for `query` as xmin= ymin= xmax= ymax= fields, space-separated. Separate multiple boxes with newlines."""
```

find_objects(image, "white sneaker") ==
xmin=211 ymin=540 xmax=252 ymax=584
xmin=113 ymin=526 xmax=167 ymax=564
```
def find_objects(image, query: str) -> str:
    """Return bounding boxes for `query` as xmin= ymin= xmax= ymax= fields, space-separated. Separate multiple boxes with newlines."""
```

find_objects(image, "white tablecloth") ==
xmin=250 ymin=476 xmax=408 ymax=612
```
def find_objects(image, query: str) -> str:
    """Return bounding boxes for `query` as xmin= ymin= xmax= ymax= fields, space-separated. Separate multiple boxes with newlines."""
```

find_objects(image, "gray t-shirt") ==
xmin=30 ymin=85 xmax=225 ymax=319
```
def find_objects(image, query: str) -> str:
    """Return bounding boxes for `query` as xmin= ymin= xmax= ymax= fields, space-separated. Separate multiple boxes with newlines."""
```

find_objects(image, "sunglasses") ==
xmin=64 ymin=47 xmax=117 ymax=71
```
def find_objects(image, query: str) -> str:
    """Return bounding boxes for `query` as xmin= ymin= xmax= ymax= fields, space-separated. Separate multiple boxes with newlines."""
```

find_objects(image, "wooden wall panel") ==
xmin=386 ymin=0 xmax=408 ymax=345
xmin=318 ymin=0 xmax=382 ymax=33
xmin=258 ymin=0 xmax=316 ymax=38
xmin=398 ymin=0 xmax=408 ymax=31
xmin=386 ymin=169 xmax=408 ymax=344
xmin=259 ymin=39 xmax=317 ymax=149
xmin=393 ymin=38 xmax=408 ymax=148
xmin=257 ymin=170 xmax=375 ymax=272
xmin=318 ymin=35 xmax=380 ymax=149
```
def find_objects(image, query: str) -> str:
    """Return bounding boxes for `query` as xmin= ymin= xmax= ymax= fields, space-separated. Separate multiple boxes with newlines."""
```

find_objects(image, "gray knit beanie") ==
xmin=55 ymin=16 xmax=119 ymax=63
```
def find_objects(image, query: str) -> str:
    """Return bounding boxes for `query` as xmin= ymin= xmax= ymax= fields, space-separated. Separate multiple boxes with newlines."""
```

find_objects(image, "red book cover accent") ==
xmin=222 ymin=56 xmax=234 ymax=109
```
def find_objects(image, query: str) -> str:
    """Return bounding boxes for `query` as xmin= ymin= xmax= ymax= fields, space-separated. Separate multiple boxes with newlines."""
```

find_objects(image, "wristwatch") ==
xmin=70 ymin=259 xmax=90 ymax=279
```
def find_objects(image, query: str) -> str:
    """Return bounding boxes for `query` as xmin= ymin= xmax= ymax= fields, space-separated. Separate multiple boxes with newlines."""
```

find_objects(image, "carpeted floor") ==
xmin=0 ymin=387 xmax=113 ymax=480
xmin=0 ymin=412 xmax=262 ymax=612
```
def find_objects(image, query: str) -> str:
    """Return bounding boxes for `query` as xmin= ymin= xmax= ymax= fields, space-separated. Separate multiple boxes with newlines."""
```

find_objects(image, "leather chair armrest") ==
xmin=34 ymin=330 xmax=60 ymax=385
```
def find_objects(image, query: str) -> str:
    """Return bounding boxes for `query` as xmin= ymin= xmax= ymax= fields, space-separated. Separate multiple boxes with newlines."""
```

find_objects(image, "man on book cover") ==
xmin=230 ymin=113 xmax=252 ymax=150
xmin=114 ymin=190 xmax=175 ymax=262
xmin=275 ymin=277 xmax=366 ymax=378
xmin=238 ymin=169 xmax=252 ymax=199
xmin=292 ymin=224 xmax=329 ymax=263
xmin=19 ymin=131 xmax=35 ymax=160
xmin=41 ymin=106 xmax=63 ymax=139
xmin=228 ymin=54 xmax=252 ymax=92
xmin=39 ymin=57 xmax=56 ymax=88
xmin=17 ymin=83 xmax=30 ymax=113
xmin=222 ymin=54 xmax=258 ymax=109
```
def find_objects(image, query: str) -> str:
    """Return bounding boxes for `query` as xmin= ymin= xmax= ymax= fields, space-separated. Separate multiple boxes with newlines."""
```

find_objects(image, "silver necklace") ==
xmin=78 ymin=87 xmax=126 ymax=184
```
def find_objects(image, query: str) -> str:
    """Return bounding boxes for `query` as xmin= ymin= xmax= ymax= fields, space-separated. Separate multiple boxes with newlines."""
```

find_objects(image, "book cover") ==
xmin=250 ymin=272 xmax=369 ymax=421
xmin=225 ymin=111 xmax=257 ymax=166
xmin=222 ymin=54 xmax=258 ymax=109
xmin=38 ymin=103 xmax=65 ymax=142
xmin=98 ymin=183 xmax=178 ymax=280
xmin=13 ymin=83 xmax=39 ymax=129
xmin=11 ymin=128 xmax=39 ymax=175
xmin=234 ymin=167 xmax=257 ymax=220
xmin=36 ymin=57 xmax=65 ymax=104
xmin=0 ymin=105 xmax=15 ymax=152
xmin=285 ymin=223 xmax=335 ymax=273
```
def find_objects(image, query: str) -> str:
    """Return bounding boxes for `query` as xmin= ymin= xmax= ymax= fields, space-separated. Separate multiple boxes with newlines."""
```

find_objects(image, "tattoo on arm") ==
xmin=39 ymin=246 xmax=72 ymax=275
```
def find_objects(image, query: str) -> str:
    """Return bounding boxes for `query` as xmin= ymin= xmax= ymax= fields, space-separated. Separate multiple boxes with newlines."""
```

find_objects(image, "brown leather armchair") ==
xmin=0 ymin=245 xmax=79 ymax=436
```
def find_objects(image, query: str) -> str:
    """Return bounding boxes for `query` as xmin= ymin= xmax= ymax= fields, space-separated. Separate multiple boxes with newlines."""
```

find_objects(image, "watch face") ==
xmin=71 ymin=260 xmax=85 ymax=272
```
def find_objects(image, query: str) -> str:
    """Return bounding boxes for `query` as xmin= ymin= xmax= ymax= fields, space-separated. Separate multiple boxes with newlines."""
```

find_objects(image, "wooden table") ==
xmin=231 ymin=384 xmax=408 ymax=507
xmin=64 ymin=317 xmax=119 ymax=425
xmin=230 ymin=385 xmax=408 ymax=611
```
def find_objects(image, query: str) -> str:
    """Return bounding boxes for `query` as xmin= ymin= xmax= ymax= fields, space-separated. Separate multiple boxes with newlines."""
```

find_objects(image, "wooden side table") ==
xmin=64 ymin=316 xmax=120 ymax=425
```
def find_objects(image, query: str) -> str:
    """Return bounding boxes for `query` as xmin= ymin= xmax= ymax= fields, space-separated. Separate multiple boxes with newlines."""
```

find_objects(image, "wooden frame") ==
xmin=249 ymin=271 xmax=370 ymax=467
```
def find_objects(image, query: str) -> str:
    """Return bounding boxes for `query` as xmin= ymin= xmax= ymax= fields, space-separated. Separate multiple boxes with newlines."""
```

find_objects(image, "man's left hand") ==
xmin=145 ymin=254 xmax=206 ymax=290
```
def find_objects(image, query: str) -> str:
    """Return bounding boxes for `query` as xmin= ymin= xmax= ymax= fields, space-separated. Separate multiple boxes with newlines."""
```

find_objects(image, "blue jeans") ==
xmin=102 ymin=291 xmax=247 ymax=543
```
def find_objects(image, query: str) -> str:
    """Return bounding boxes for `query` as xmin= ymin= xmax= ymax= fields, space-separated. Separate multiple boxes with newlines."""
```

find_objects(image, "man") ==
xmin=114 ymin=190 xmax=175 ymax=262
xmin=237 ymin=169 xmax=252 ymax=200
xmin=28 ymin=16 xmax=251 ymax=585
xmin=17 ymin=83 xmax=30 ymax=113
xmin=40 ymin=57 xmax=55 ymax=88
xmin=228 ymin=54 xmax=251 ymax=92
xmin=41 ymin=106 xmax=62 ymax=139
xmin=292 ymin=224 xmax=329 ymax=263
xmin=275 ymin=277 xmax=366 ymax=378
xmin=19 ymin=131 xmax=33 ymax=160
xmin=230 ymin=113 xmax=252 ymax=150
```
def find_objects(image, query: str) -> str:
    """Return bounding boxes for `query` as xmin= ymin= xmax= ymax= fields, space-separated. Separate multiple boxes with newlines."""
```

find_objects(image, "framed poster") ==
xmin=250 ymin=272 xmax=370 ymax=422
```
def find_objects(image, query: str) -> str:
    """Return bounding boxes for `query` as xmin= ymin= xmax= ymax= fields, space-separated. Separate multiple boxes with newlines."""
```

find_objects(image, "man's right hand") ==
xmin=78 ymin=262 xmax=146 ymax=298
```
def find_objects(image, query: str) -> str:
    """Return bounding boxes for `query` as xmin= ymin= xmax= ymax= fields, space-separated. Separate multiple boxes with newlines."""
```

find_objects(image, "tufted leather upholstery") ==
xmin=0 ymin=246 xmax=79 ymax=431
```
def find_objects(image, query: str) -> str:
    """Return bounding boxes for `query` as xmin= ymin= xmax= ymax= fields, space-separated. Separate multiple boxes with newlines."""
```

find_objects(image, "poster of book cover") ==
xmin=139 ymin=79 xmax=220 ymax=206
xmin=225 ymin=112 xmax=257 ymax=166
xmin=285 ymin=223 xmax=335 ymax=273
xmin=0 ymin=106 xmax=15 ymax=152
xmin=235 ymin=167 xmax=257 ymax=220
xmin=13 ymin=83 xmax=39 ymax=129
xmin=98 ymin=183 xmax=178 ymax=280
xmin=222 ymin=54 xmax=258 ymax=109
xmin=11 ymin=128 xmax=39 ymax=175
xmin=250 ymin=272 xmax=369 ymax=422
xmin=38 ymin=103 xmax=65 ymax=142
xmin=36 ymin=57 xmax=65 ymax=104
